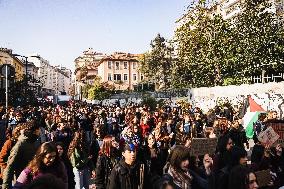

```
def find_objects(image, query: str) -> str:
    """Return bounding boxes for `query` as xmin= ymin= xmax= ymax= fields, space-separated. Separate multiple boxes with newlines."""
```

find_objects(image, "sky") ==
xmin=0 ymin=0 xmax=189 ymax=71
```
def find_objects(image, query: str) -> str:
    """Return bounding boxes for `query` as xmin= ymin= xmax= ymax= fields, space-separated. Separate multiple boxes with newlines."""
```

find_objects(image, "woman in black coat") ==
xmin=94 ymin=135 xmax=120 ymax=189
xmin=56 ymin=142 xmax=75 ymax=189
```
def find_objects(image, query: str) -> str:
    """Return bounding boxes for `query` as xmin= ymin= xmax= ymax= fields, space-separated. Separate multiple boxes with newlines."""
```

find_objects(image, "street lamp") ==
xmin=12 ymin=54 xmax=40 ymax=97
xmin=0 ymin=56 xmax=14 ymax=113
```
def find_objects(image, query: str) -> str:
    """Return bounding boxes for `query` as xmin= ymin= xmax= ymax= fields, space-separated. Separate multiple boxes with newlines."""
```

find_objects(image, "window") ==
xmin=108 ymin=61 xmax=112 ymax=69
xmin=114 ymin=74 xmax=121 ymax=81
xmin=124 ymin=62 xmax=128 ymax=69
xmin=141 ymin=75 xmax=144 ymax=80
xmin=124 ymin=74 xmax=128 ymax=81
xmin=133 ymin=74 xmax=137 ymax=81
xmin=115 ymin=62 xmax=120 ymax=70
xmin=108 ymin=73 xmax=112 ymax=81
xmin=133 ymin=62 xmax=137 ymax=69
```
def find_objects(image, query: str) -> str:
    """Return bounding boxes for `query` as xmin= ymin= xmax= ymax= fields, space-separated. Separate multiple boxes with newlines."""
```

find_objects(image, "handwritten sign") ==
xmin=265 ymin=122 xmax=284 ymax=140
xmin=258 ymin=127 xmax=279 ymax=146
xmin=255 ymin=169 xmax=271 ymax=188
xmin=190 ymin=138 xmax=218 ymax=156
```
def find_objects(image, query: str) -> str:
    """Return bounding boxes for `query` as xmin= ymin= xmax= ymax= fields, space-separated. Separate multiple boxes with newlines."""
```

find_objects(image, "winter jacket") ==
xmin=0 ymin=139 xmax=13 ymax=169
xmin=108 ymin=160 xmax=145 ymax=189
xmin=2 ymin=134 xmax=38 ymax=189
xmin=69 ymin=148 xmax=94 ymax=170
xmin=94 ymin=154 xmax=119 ymax=189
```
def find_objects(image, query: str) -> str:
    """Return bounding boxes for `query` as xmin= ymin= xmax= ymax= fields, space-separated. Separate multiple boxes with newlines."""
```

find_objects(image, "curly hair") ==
xmin=23 ymin=120 xmax=40 ymax=138
xmin=27 ymin=142 xmax=59 ymax=175
xmin=67 ymin=130 xmax=87 ymax=159
xmin=11 ymin=123 xmax=26 ymax=144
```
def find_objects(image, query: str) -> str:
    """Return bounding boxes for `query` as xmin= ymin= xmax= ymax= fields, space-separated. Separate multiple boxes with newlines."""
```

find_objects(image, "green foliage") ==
xmin=141 ymin=96 xmax=157 ymax=111
xmin=82 ymin=84 xmax=92 ymax=99
xmin=174 ymin=1 xmax=236 ymax=87
xmin=139 ymin=34 xmax=174 ymax=90
xmin=231 ymin=0 xmax=284 ymax=78
xmin=143 ymin=0 xmax=284 ymax=89
xmin=82 ymin=77 xmax=114 ymax=100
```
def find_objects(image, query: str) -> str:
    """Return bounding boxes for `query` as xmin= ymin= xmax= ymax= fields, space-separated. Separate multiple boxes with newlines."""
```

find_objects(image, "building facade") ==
xmin=28 ymin=54 xmax=72 ymax=95
xmin=74 ymin=48 xmax=106 ymax=100
xmin=28 ymin=55 xmax=55 ymax=94
xmin=97 ymin=52 xmax=143 ymax=90
xmin=0 ymin=48 xmax=24 ymax=81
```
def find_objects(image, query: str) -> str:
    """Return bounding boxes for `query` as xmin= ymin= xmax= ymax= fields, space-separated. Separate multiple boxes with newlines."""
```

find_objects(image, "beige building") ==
xmin=97 ymin=52 xmax=143 ymax=90
xmin=0 ymin=48 xmax=24 ymax=81
xmin=74 ymin=48 xmax=106 ymax=99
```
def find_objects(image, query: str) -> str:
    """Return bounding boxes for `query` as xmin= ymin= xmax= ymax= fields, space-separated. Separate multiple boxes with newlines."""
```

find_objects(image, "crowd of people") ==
xmin=0 ymin=101 xmax=282 ymax=189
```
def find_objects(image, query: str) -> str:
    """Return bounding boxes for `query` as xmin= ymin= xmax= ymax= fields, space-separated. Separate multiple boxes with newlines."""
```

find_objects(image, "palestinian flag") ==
xmin=241 ymin=96 xmax=265 ymax=138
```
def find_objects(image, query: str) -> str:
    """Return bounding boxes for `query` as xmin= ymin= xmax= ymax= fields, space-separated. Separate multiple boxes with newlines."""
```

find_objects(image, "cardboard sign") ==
xmin=265 ymin=122 xmax=284 ymax=140
xmin=190 ymin=138 xmax=218 ymax=156
xmin=255 ymin=169 xmax=271 ymax=188
xmin=258 ymin=127 xmax=279 ymax=146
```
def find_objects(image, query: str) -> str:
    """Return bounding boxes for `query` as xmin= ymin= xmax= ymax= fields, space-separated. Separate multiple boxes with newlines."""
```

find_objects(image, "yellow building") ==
xmin=0 ymin=48 xmax=24 ymax=81
xmin=12 ymin=56 xmax=24 ymax=80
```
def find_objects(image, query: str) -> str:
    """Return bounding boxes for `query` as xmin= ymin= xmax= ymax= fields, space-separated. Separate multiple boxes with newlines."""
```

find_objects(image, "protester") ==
xmin=2 ymin=121 xmax=40 ymax=189
xmin=56 ymin=142 xmax=75 ymax=189
xmin=228 ymin=165 xmax=259 ymax=189
xmin=68 ymin=130 xmax=94 ymax=189
xmin=12 ymin=142 xmax=68 ymax=189
xmin=159 ymin=145 xmax=210 ymax=189
xmin=0 ymin=97 xmax=282 ymax=189
xmin=108 ymin=142 xmax=146 ymax=189
xmin=0 ymin=124 xmax=25 ymax=179
xmin=94 ymin=135 xmax=120 ymax=189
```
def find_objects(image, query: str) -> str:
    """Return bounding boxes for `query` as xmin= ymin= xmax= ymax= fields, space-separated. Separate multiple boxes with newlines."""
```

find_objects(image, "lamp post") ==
xmin=0 ymin=56 xmax=12 ymax=113
xmin=12 ymin=54 xmax=40 ymax=103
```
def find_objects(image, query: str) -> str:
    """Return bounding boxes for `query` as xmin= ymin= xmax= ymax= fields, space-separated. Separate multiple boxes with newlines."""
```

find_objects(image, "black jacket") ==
xmin=95 ymin=154 xmax=119 ymax=189
xmin=108 ymin=160 xmax=145 ymax=189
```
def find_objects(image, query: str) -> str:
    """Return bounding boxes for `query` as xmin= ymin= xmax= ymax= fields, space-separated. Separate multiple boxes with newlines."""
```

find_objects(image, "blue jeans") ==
xmin=73 ymin=167 xmax=90 ymax=189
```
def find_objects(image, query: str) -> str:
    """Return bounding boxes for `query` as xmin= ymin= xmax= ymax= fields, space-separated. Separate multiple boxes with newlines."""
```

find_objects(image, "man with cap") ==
xmin=108 ymin=142 xmax=146 ymax=189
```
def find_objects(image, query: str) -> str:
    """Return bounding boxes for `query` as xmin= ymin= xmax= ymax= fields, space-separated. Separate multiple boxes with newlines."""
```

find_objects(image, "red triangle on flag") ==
xmin=249 ymin=96 xmax=265 ymax=112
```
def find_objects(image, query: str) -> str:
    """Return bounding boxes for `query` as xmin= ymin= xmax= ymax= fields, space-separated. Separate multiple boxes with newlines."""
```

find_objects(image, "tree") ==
xmin=81 ymin=83 xmax=92 ymax=99
xmin=139 ymin=34 xmax=174 ymax=90
xmin=231 ymin=0 xmax=284 ymax=80
xmin=84 ymin=77 xmax=114 ymax=100
xmin=172 ymin=0 xmax=284 ymax=88
xmin=174 ymin=0 xmax=235 ymax=88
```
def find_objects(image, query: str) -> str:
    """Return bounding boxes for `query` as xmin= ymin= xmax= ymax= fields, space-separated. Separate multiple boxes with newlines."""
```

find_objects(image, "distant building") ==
xmin=74 ymin=48 xmax=106 ymax=100
xmin=28 ymin=54 xmax=72 ymax=95
xmin=26 ymin=62 xmax=40 ymax=95
xmin=0 ymin=48 xmax=24 ymax=81
xmin=97 ymin=52 xmax=143 ymax=90
xmin=28 ymin=55 xmax=55 ymax=95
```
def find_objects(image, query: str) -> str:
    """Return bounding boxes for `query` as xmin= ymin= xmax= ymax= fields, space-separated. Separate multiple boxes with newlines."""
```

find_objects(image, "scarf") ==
xmin=168 ymin=165 xmax=192 ymax=189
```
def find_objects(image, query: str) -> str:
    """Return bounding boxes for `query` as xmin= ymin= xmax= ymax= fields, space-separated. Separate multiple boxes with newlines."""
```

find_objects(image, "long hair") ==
xmin=228 ymin=165 xmax=257 ymax=189
xmin=10 ymin=123 xmax=26 ymax=144
xmin=27 ymin=142 xmax=59 ymax=174
xmin=168 ymin=145 xmax=190 ymax=172
xmin=99 ymin=135 xmax=114 ymax=157
xmin=67 ymin=130 xmax=87 ymax=158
